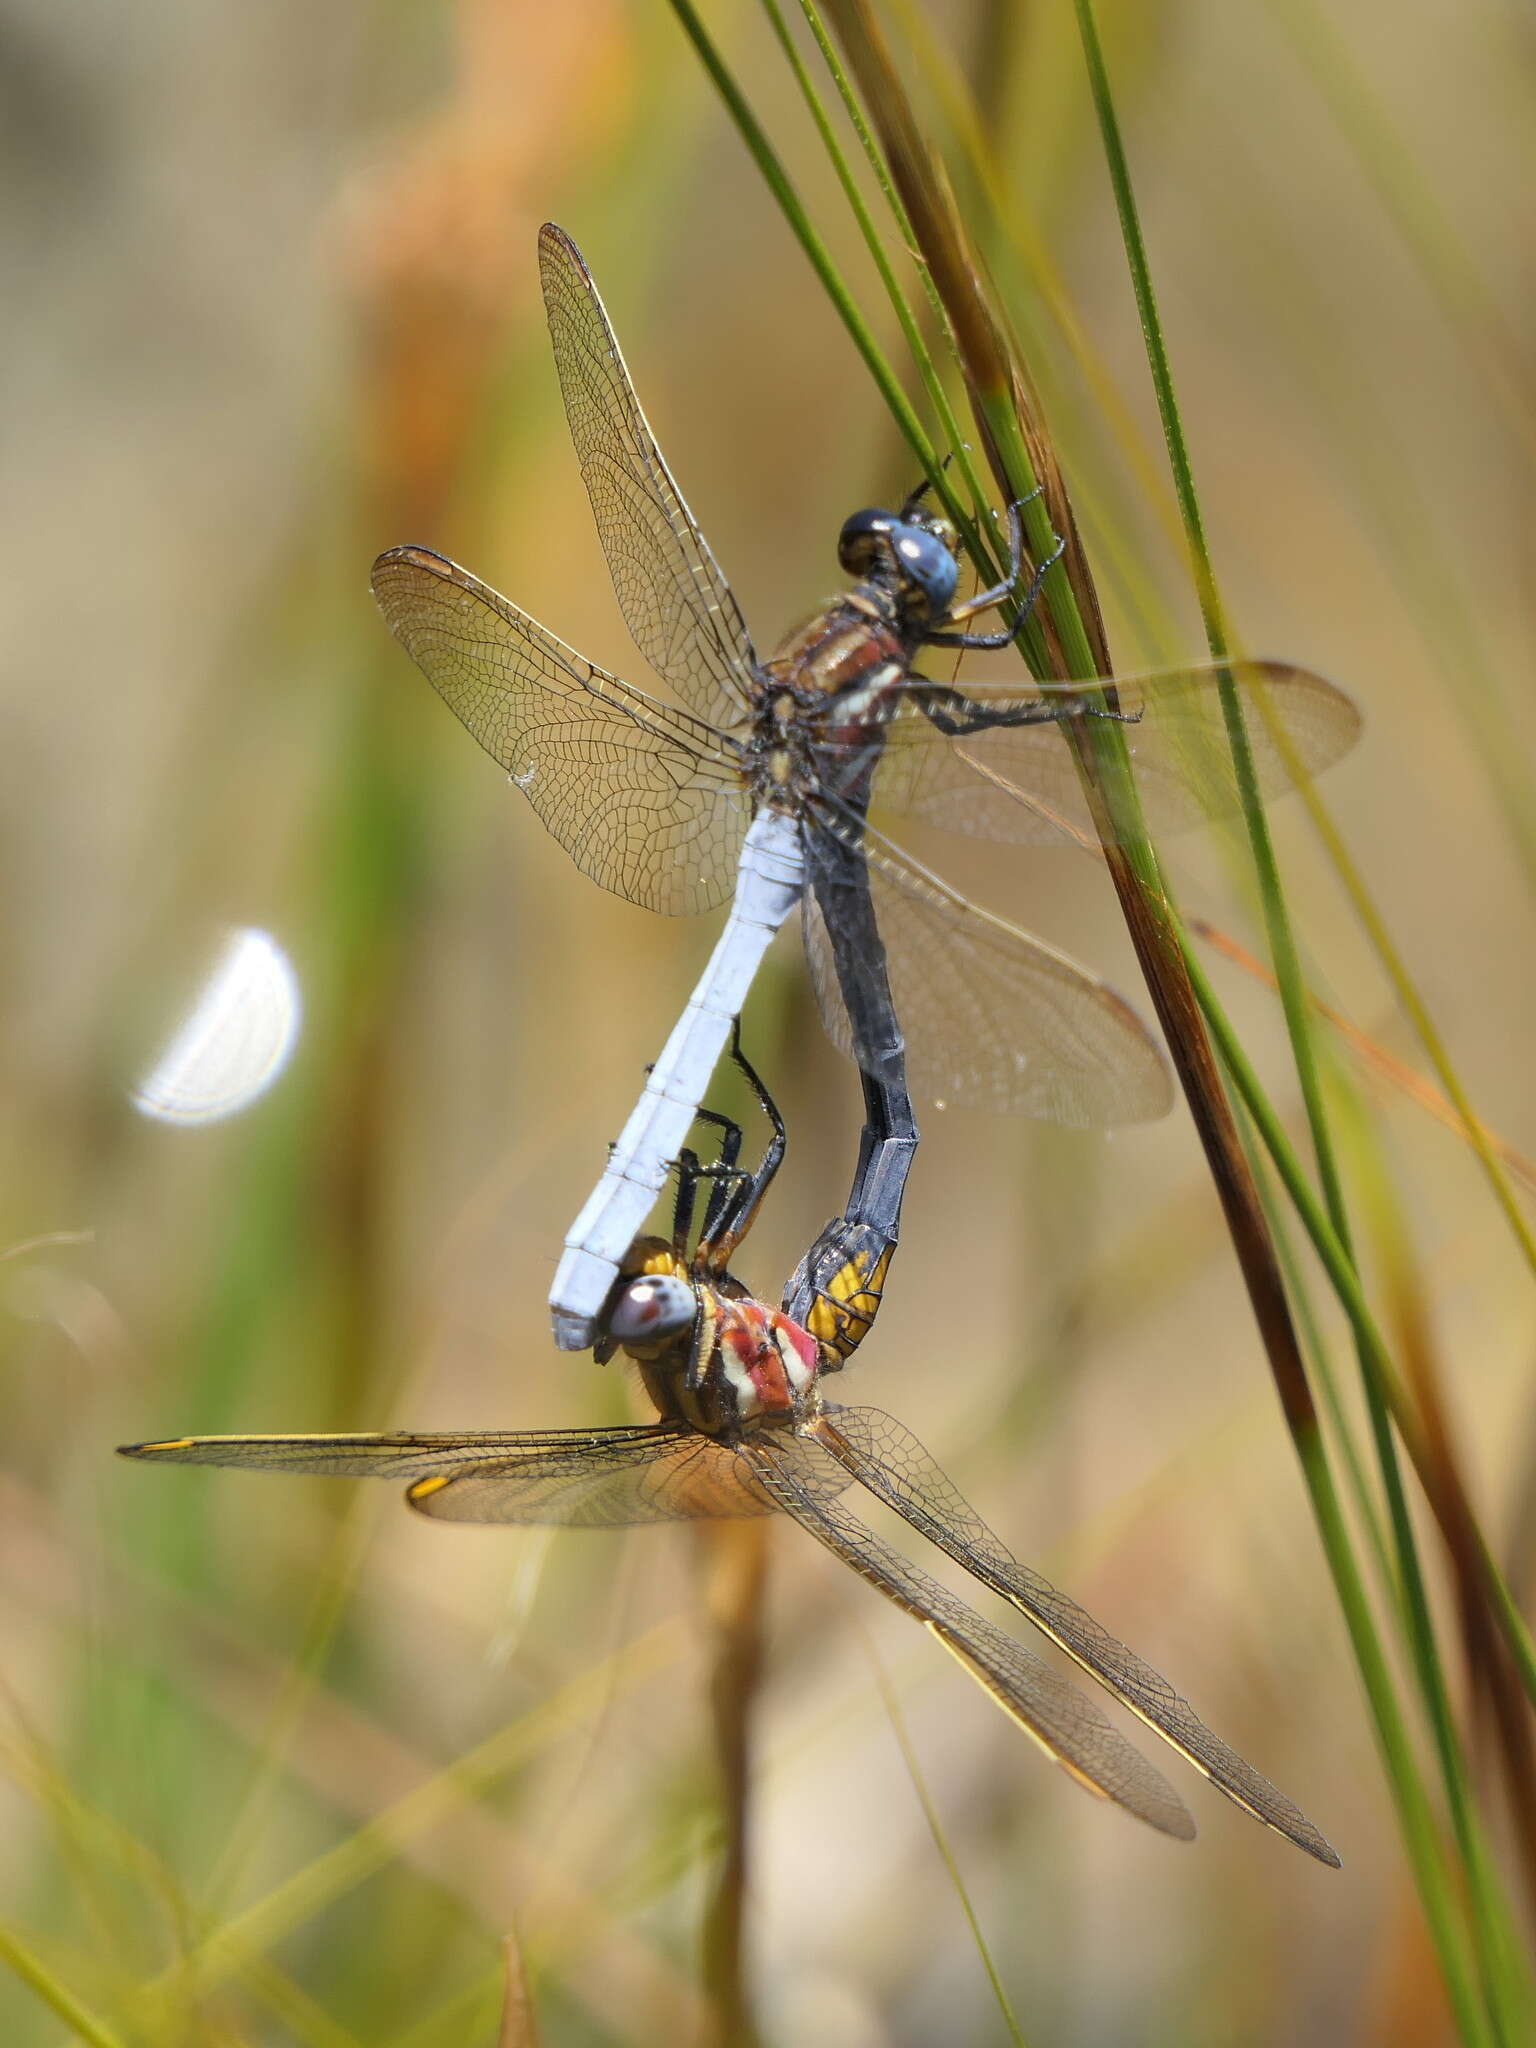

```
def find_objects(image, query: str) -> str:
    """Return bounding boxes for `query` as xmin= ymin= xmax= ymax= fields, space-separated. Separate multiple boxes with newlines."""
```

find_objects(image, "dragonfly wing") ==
xmin=816 ymin=1406 xmax=1340 ymax=1866
xmin=802 ymin=801 xmax=1173 ymax=1124
xmin=119 ymin=1427 xmax=671 ymax=1480
xmin=873 ymin=660 xmax=1361 ymax=847
xmin=121 ymin=1425 xmax=790 ymax=1527
xmin=373 ymin=545 xmax=748 ymax=917
xmin=408 ymin=1423 xmax=848 ymax=1525
xmin=539 ymin=224 xmax=758 ymax=729
xmin=405 ymin=1427 xmax=790 ymax=1526
xmin=740 ymin=1432 xmax=1195 ymax=1840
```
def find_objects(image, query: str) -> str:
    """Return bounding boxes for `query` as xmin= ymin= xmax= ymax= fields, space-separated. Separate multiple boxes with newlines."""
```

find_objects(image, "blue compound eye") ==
xmin=838 ymin=508 xmax=960 ymax=617
xmin=889 ymin=522 xmax=959 ymax=616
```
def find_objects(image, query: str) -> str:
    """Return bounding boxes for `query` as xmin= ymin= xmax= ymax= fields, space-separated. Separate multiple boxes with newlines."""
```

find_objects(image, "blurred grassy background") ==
xmin=4 ymin=0 xmax=1535 ymax=2040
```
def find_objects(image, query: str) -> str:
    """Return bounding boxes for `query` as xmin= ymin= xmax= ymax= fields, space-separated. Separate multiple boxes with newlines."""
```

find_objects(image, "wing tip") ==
xmin=1287 ymin=1820 xmax=1343 ymax=1869
xmin=1248 ymin=655 xmax=1365 ymax=755
xmin=538 ymin=221 xmax=589 ymax=285
xmin=370 ymin=542 xmax=453 ymax=587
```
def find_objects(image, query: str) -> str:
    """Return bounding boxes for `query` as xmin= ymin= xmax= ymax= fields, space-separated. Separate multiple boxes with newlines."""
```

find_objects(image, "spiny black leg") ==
xmin=914 ymin=682 xmax=1075 ymax=736
xmin=699 ymin=1021 xmax=787 ymax=1263
xmin=678 ymin=1157 xmax=758 ymax=1258
xmin=668 ymin=1057 xmax=747 ymax=1251
xmin=899 ymin=454 xmax=956 ymax=519
xmin=671 ymin=1145 xmax=705 ymax=1255
xmin=691 ymin=1103 xmax=744 ymax=1174
xmin=912 ymin=676 xmax=1140 ymax=737
xmin=724 ymin=1023 xmax=785 ymax=1184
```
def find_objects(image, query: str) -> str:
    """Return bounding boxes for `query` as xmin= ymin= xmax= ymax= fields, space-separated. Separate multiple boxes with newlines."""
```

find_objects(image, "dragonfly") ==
xmin=121 ymin=1032 xmax=1338 ymax=1865
xmin=371 ymin=224 xmax=1362 ymax=1349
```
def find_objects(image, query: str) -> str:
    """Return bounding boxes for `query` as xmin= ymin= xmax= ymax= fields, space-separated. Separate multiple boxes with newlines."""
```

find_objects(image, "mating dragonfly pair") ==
xmin=122 ymin=227 xmax=1351 ymax=1859
xmin=124 ymin=1026 xmax=1337 ymax=1861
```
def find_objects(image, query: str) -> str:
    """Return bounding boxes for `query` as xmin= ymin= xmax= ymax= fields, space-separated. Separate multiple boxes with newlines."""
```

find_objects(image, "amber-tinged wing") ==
xmin=119 ymin=1425 xmax=802 ymax=1527
xmin=802 ymin=800 xmax=1173 ymax=1124
xmin=814 ymin=1406 xmax=1339 ymax=1866
xmin=873 ymin=660 xmax=1360 ymax=847
xmin=372 ymin=546 xmax=747 ymax=917
xmin=539 ymin=224 xmax=757 ymax=730
xmin=405 ymin=1428 xmax=793 ymax=1527
xmin=740 ymin=1433 xmax=1195 ymax=1840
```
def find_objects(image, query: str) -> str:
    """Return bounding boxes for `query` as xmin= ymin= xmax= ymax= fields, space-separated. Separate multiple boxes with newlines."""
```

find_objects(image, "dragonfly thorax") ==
xmin=632 ymin=1282 xmax=822 ymax=1436
xmin=751 ymin=599 xmax=913 ymax=802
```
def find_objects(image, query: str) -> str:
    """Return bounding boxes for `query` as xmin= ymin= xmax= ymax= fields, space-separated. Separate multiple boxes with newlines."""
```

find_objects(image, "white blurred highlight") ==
xmin=132 ymin=927 xmax=302 ymax=1125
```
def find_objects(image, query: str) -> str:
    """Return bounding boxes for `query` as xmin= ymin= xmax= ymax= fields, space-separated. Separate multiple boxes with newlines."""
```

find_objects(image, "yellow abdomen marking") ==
xmin=807 ymin=1246 xmax=892 ymax=1359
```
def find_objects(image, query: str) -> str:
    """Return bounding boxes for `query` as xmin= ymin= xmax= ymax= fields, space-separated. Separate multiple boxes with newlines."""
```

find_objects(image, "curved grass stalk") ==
xmin=1068 ymin=5 xmax=1528 ymax=2033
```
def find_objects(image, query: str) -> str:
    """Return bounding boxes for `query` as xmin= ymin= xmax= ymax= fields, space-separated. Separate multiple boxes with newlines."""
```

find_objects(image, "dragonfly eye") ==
xmin=604 ymin=1273 xmax=697 ymax=1345
xmin=837 ymin=507 xmax=902 ymax=577
xmin=889 ymin=523 xmax=960 ymax=618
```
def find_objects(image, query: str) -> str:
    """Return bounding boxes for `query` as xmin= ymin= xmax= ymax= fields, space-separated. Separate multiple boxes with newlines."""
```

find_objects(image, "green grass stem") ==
xmin=0 ymin=1923 xmax=125 ymax=2048
xmin=869 ymin=1637 xmax=1029 ymax=2047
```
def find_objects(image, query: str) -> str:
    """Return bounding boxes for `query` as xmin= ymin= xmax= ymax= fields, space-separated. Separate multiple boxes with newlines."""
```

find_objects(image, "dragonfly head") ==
xmin=593 ymin=1237 xmax=698 ymax=1364
xmin=838 ymin=507 xmax=960 ymax=624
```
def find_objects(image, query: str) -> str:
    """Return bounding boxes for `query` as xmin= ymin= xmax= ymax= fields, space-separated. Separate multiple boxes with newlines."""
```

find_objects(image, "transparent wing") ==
xmin=741 ymin=1434 xmax=1195 ymax=1840
xmin=539 ymin=223 xmax=757 ymax=729
xmin=409 ymin=1423 xmax=852 ymax=1527
xmin=872 ymin=660 xmax=1361 ymax=847
xmin=119 ymin=1425 xmax=804 ymax=1527
xmin=802 ymin=801 xmax=1173 ymax=1124
xmin=816 ymin=1406 xmax=1340 ymax=1866
xmin=372 ymin=545 xmax=748 ymax=916
xmin=120 ymin=1428 xmax=666 ymax=1480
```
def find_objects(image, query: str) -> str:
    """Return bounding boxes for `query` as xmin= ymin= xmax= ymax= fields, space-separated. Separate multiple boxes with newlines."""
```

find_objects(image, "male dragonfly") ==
xmin=371 ymin=226 xmax=1361 ymax=1348
xmin=121 ymin=1035 xmax=1338 ymax=1865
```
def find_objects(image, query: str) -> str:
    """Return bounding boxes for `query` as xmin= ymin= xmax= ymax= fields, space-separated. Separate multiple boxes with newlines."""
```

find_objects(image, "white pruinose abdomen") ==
xmin=549 ymin=807 xmax=805 ymax=1351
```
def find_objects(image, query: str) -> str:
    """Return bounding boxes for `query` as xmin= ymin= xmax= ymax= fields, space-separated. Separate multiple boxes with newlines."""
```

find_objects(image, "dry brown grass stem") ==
xmin=698 ymin=1518 xmax=770 ymax=2048
xmin=824 ymin=0 xmax=1322 ymax=1446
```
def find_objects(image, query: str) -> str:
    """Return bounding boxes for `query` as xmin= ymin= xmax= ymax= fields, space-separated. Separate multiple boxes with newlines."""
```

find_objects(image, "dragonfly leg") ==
xmin=682 ymin=1163 xmax=755 ymax=1249
xmin=928 ymin=524 xmax=1066 ymax=645
xmin=898 ymin=453 xmax=962 ymax=518
xmin=670 ymin=1145 xmax=707 ymax=1254
xmin=915 ymin=683 xmax=1073 ymax=737
xmin=689 ymin=1105 xmax=744 ymax=1174
xmin=694 ymin=1021 xmax=787 ymax=1267
xmin=913 ymin=677 xmax=1142 ymax=738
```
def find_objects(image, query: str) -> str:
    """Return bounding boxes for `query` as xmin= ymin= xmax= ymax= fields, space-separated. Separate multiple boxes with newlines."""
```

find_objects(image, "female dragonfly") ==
xmin=121 ymin=1033 xmax=1337 ymax=1865
xmin=372 ymin=226 xmax=1362 ymax=1347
